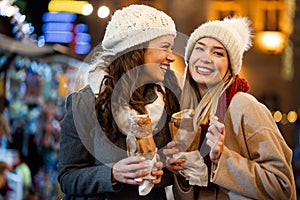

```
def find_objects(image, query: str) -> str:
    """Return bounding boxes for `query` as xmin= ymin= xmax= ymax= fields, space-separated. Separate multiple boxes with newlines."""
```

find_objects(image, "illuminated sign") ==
xmin=48 ymin=1 xmax=93 ymax=15
xmin=42 ymin=23 xmax=73 ymax=32
xmin=43 ymin=12 xmax=77 ymax=23
xmin=44 ymin=32 xmax=73 ymax=43
xmin=42 ymin=3 xmax=92 ymax=54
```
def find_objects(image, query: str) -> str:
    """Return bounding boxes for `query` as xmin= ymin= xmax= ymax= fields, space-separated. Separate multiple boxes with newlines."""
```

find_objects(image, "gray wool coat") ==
xmin=173 ymin=92 xmax=296 ymax=200
xmin=57 ymin=85 xmax=175 ymax=200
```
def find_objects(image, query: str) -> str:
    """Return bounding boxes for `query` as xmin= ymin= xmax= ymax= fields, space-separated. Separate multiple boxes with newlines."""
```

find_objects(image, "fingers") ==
xmin=125 ymin=170 xmax=149 ymax=179
xmin=151 ymin=170 xmax=163 ymax=184
xmin=206 ymin=128 xmax=224 ymax=150
xmin=166 ymin=157 xmax=185 ymax=166
xmin=165 ymin=156 xmax=186 ymax=174
xmin=116 ymin=171 xmax=149 ymax=186
xmin=163 ymin=141 xmax=179 ymax=157
xmin=154 ymin=160 xmax=163 ymax=170
xmin=113 ymin=169 xmax=149 ymax=185
xmin=206 ymin=117 xmax=226 ymax=163
xmin=123 ymin=160 xmax=164 ymax=185
xmin=206 ymin=130 xmax=222 ymax=144
xmin=166 ymin=164 xmax=186 ymax=174
xmin=151 ymin=156 xmax=163 ymax=184
xmin=163 ymin=147 xmax=179 ymax=157
xmin=125 ymin=156 xmax=146 ymax=164
xmin=112 ymin=156 xmax=150 ymax=184
xmin=151 ymin=176 xmax=162 ymax=184
xmin=123 ymin=178 xmax=143 ymax=185
xmin=151 ymin=168 xmax=163 ymax=176
xmin=156 ymin=153 xmax=160 ymax=162
xmin=207 ymin=117 xmax=225 ymax=145
xmin=151 ymin=166 xmax=163 ymax=184
xmin=206 ymin=133 xmax=224 ymax=163
xmin=113 ymin=155 xmax=167 ymax=185
xmin=163 ymin=141 xmax=187 ymax=174
xmin=116 ymin=156 xmax=148 ymax=171
xmin=167 ymin=140 xmax=177 ymax=148
xmin=209 ymin=117 xmax=224 ymax=133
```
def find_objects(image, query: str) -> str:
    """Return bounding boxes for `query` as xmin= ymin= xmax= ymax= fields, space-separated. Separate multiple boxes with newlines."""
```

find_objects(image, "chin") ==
xmin=153 ymin=79 xmax=164 ymax=83
xmin=159 ymin=77 xmax=165 ymax=82
xmin=153 ymin=75 xmax=164 ymax=83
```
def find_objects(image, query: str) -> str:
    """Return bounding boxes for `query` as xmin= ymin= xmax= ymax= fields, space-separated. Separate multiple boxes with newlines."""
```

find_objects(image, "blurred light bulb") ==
xmin=82 ymin=4 xmax=93 ymax=16
xmin=273 ymin=110 xmax=282 ymax=123
xmin=97 ymin=5 xmax=110 ymax=18
xmin=5 ymin=6 xmax=15 ymax=17
xmin=287 ymin=110 xmax=297 ymax=123
xmin=18 ymin=15 xmax=26 ymax=23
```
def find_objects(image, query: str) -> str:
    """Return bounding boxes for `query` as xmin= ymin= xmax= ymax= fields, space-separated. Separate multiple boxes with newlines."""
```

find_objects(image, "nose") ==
xmin=200 ymin=51 xmax=213 ymax=64
xmin=167 ymin=51 xmax=175 ymax=63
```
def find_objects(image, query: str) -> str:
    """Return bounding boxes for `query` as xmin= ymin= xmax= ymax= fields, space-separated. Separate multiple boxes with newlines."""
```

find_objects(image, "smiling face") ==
xmin=188 ymin=37 xmax=229 ymax=96
xmin=142 ymin=35 xmax=175 ymax=83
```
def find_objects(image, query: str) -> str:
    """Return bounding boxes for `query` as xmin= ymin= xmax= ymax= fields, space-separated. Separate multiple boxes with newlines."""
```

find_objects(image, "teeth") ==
xmin=196 ymin=66 xmax=211 ymax=73
xmin=160 ymin=64 xmax=168 ymax=70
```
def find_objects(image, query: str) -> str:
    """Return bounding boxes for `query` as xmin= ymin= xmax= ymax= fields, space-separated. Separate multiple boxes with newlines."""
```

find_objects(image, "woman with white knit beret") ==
xmin=57 ymin=4 xmax=181 ymax=200
xmin=163 ymin=17 xmax=296 ymax=199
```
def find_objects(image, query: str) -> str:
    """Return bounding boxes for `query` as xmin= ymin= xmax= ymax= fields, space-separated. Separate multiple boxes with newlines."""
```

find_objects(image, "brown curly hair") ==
xmin=95 ymin=47 xmax=181 ymax=142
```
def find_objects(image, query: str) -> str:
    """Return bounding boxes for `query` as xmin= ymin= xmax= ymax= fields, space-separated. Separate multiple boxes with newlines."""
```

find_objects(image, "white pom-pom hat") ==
xmin=185 ymin=17 xmax=253 ymax=75
xmin=102 ymin=4 xmax=176 ymax=55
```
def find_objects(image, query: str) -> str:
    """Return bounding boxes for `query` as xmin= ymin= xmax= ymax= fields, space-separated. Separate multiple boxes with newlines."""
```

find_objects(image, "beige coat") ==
xmin=174 ymin=92 xmax=296 ymax=200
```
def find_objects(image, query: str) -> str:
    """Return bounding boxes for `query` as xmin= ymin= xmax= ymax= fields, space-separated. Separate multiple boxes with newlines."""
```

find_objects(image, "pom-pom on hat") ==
xmin=102 ymin=4 xmax=176 ymax=55
xmin=185 ymin=17 xmax=253 ymax=75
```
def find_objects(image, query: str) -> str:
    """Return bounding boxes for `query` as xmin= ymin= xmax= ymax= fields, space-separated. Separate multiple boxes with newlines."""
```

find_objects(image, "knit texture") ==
xmin=216 ymin=74 xmax=250 ymax=122
xmin=185 ymin=17 xmax=253 ymax=75
xmin=102 ymin=4 xmax=176 ymax=55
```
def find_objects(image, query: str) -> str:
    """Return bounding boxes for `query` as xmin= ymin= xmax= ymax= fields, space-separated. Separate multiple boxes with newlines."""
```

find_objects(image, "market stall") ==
xmin=0 ymin=33 xmax=84 ymax=199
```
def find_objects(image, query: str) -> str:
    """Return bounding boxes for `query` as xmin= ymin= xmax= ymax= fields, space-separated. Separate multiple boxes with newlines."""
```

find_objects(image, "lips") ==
xmin=195 ymin=66 xmax=214 ymax=74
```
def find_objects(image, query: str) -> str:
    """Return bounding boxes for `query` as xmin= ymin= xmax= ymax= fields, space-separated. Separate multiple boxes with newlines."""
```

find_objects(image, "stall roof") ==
xmin=0 ymin=34 xmax=54 ymax=57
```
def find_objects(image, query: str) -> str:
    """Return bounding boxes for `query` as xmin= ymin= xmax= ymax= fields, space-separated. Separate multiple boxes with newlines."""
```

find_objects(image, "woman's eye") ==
xmin=214 ymin=51 xmax=224 ymax=56
xmin=195 ymin=46 xmax=204 ymax=51
xmin=161 ymin=45 xmax=173 ymax=52
xmin=162 ymin=45 xmax=170 ymax=49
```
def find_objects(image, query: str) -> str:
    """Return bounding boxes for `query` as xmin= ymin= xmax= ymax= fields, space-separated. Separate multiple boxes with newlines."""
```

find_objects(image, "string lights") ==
xmin=0 ymin=0 xmax=111 ymax=55
xmin=273 ymin=109 xmax=299 ymax=125
xmin=0 ymin=0 xmax=36 ymax=42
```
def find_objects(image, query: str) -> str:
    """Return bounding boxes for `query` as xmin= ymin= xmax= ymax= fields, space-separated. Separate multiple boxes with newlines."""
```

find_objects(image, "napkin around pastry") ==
xmin=173 ymin=150 xmax=208 ymax=186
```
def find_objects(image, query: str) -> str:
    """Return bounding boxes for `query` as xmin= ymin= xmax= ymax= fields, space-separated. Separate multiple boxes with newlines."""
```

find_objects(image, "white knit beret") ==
xmin=102 ymin=4 xmax=176 ymax=55
xmin=185 ymin=17 xmax=253 ymax=75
